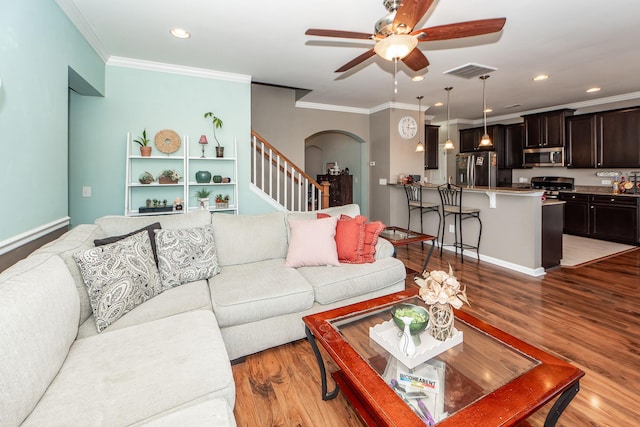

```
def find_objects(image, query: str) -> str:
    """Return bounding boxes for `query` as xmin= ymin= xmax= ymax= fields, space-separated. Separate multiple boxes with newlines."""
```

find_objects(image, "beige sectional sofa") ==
xmin=0 ymin=204 xmax=406 ymax=426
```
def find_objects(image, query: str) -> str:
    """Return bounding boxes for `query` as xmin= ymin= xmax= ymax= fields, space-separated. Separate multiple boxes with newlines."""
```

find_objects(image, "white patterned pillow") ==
xmin=73 ymin=230 xmax=162 ymax=333
xmin=156 ymin=225 xmax=220 ymax=289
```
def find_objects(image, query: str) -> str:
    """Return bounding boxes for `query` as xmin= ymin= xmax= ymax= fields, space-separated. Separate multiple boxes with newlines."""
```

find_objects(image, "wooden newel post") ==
xmin=321 ymin=181 xmax=330 ymax=209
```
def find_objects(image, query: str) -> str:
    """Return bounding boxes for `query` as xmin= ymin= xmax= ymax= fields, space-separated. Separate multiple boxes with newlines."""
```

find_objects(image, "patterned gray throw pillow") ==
xmin=73 ymin=230 xmax=162 ymax=333
xmin=156 ymin=224 xmax=220 ymax=289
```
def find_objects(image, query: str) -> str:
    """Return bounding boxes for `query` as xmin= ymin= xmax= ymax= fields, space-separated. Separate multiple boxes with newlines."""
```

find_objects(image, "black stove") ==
xmin=530 ymin=176 xmax=575 ymax=198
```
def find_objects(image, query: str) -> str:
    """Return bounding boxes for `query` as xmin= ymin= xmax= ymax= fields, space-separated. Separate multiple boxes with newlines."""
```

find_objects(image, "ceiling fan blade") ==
xmin=393 ymin=0 xmax=435 ymax=33
xmin=305 ymin=28 xmax=373 ymax=40
xmin=335 ymin=49 xmax=376 ymax=73
xmin=401 ymin=48 xmax=430 ymax=71
xmin=411 ymin=18 xmax=507 ymax=42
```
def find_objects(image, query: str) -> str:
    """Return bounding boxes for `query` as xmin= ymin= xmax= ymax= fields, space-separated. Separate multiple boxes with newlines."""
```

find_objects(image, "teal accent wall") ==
xmin=0 ymin=0 xmax=104 ymax=242
xmin=69 ymin=65 xmax=261 ymax=226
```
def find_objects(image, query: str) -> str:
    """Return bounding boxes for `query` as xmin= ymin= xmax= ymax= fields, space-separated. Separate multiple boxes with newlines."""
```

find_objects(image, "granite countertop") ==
xmin=560 ymin=185 xmax=640 ymax=198
xmin=542 ymin=200 xmax=566 ymax=206
xmin=390 ymin=182 xmax=544 ymax=195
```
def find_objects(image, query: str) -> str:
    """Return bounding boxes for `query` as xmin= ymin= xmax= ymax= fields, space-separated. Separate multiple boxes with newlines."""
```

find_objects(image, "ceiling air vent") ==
xmin=443 ymin=63 xmax=497 ymax=79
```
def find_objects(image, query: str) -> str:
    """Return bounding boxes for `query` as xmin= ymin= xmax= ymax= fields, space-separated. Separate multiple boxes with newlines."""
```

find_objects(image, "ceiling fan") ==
xmin=305 ymin=0 xmax=506 ymax=73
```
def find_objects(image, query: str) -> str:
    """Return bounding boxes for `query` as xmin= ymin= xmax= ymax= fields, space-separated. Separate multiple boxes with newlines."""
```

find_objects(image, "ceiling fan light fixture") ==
xmin=374 ymin=34 xmax=418 ymax=61
xmin=170 ymin=28 xmax=190 ymax=39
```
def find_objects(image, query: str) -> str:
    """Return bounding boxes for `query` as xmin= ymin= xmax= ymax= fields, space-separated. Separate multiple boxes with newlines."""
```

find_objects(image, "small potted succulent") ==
xmin=139 ymin=171 xmax=154 ymax=184
xmin=204 ymin=112 xmax=224 ymax=157
xmin=134 ymin=129 xmax=152 ymax=157
xmin=157 ymin=169 xmax=181 ymax=184
xmin=195 ymin=188 xmax=211 ymax=210
xmin=215 ymin=194 xmax=229 ymax=209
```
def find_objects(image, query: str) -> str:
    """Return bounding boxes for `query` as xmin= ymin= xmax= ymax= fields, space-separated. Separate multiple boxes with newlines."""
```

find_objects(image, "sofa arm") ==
xmin=374 ymin=238 xmax=395 ymax=260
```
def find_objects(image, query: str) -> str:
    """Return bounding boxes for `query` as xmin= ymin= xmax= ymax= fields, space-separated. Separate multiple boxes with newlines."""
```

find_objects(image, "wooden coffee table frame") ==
xmin=379 ymin=226 xmax=437 ymax=272
xmin=303 ymin=288 xmax=584 ymax=426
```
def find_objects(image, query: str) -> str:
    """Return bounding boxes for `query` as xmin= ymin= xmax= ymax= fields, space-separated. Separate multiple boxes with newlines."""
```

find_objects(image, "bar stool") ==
xmin=404 ymin=184 xmax=441 ymax=247
xmin=437 ymin=183 xmax=482 ymax=263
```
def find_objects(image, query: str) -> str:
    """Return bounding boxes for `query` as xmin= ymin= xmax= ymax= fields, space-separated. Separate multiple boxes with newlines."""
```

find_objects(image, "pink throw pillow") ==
xmin=285 ymin=217 xmax=340 ymax=267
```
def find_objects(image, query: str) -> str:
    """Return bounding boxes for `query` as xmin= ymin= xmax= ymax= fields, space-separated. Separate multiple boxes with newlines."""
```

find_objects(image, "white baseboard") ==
xmin=439 ymin=246 xmax=546 ymax=277
xmin=0 ymin=217 xmax=70 ymax=256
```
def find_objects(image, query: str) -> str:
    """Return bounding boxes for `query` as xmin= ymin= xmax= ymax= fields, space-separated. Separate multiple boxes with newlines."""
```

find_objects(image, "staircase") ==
xmin=251 ymin=130 xmax=329 ymax=212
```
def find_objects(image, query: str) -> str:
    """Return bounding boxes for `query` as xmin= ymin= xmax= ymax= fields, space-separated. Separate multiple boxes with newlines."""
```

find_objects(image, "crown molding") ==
xmin=55 ymin=0 xmax=110 ymax=62
xmin=294 ymin=101 xmax=370 ymax=115
xmin=107 ymin=57 xmax=251 ymax=83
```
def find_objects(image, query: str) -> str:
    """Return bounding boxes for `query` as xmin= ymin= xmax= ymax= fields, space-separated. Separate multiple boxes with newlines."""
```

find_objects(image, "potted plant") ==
xmin=139 ymin=171 xmax=154 ymax=184
xmin=134 ymin=129 xmax=152 ymax=157
xmin=158 ymin=169 xmax=181 ymax=184
xmin=195 ymin=188 xmax=211 ymax=210
xmin=215 ymin=194 xmax=229 ymax=209
xmin=204 ymin=112 xmax=224 ymax=157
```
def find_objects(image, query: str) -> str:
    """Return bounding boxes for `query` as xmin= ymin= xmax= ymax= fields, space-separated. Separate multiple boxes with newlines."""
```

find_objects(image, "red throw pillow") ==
xmin=317 ymin=213 xmax=366 ymax=263
xmin=361 ymin=220 xmax=385 ymax=263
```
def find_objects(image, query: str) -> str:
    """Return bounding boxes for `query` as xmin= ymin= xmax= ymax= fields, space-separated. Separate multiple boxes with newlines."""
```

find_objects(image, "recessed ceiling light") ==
xmin=170 ymin=28 xmax=190 ymax=39
xmin=533 ymin=74 xmax=549 ymax=81
xmin=586 ymin=87 xmax=601 ymax=93
xmin=412 ymin=75 xmax=425 ymax=82
xmin=434 ymin=102 xmax=444 ymax=107
xmin=484 ymin=108 xmax=493 ymax=113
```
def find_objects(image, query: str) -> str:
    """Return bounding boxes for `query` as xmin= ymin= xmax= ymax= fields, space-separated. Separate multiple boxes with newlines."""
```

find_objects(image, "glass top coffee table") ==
xmin=303 ymin=289 xmax=584 ymax=426
xmin=379 ymin=226 xmax=437 ymax=271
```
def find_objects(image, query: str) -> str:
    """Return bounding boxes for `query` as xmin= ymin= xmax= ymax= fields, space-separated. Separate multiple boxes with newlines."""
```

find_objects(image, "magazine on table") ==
xmin=383 ymin=356 xmax=446 ymax=425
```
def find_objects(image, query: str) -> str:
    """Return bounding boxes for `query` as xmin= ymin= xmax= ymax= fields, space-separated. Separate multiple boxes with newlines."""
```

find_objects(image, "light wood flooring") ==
xmin=232 ymin=244 xmax=640 ymax=426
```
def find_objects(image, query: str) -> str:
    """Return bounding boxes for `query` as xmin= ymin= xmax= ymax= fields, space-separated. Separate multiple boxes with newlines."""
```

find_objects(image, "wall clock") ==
xmin=398 ymin=116 xmax=418 ymax=140
xmin=154 ymin=129 xmax=181 ymax=154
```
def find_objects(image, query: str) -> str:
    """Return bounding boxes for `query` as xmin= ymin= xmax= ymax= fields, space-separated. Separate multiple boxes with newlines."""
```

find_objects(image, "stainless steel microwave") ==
xmin=523 ymin=147 xmax=564 ymax=167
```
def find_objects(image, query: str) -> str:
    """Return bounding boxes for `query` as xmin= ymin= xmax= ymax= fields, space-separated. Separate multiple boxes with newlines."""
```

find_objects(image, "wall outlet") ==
xmin=379 ymin=178 xmax=387 ymax=185
xmin=82 ymin=186 xmax=91 ymax=198
xmin=601 ymin=179 xmax=612 ymax=185
xmin=449 ymin=224 xmax=455 ymax=233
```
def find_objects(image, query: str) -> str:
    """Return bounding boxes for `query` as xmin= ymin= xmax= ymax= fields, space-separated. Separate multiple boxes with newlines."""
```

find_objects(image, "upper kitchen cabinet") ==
xmin=459 ymin=125 xmax=504 ymax=153
xmin=566 ymin=114 xmax=597 ymax=168
xmin=504 ymin=123 xmax=525 ymax=169
xmin=523 ymin=109 xmax=575 ymax=148
xmin=424 ymin=124 xmax=439 ymax=170
xmin=597 ymin=107 xmax=640 ymax=168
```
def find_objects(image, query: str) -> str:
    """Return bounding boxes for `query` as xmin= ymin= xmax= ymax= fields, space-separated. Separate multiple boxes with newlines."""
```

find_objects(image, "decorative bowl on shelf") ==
xmin=390 ymin=303 xmax=429 ymax=335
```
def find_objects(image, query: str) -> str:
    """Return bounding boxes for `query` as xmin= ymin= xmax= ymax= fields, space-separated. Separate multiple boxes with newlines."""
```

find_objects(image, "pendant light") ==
xmin=443 ymin=87 xmax=455 ymax=150
xmin=479 ymin=75 xmax=492 ymax=147
xmin=415 ymin=95 xmax=425 ymax=152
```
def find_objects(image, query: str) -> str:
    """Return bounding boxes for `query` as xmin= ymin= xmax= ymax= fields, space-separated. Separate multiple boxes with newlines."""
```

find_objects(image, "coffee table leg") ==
xmin=544 ymin=381 xmax=580 ymax=427
xmin=421 ymin=239 xmax=436 ymax=272
xmin=305 ymin=325 xmax=340 ymax=400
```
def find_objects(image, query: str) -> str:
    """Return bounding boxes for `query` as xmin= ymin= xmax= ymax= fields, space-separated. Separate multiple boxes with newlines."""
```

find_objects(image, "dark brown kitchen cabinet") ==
xmin=316 ymin=174 xmax=353 ymax=207
xmin=542 ymin=202 xmax=564 ymax=269
xmin=590 ymin=195 xmax=639 ymax=244
xmin=559 ymin=193 xmax=590 ymax=236
xmin=523 ymin=109 xmax=574 ymax=148
xmin=504 ymin=123 xmax=524 ymax=168
xmin=566 ymin=114 xmax=597 ymax=168
xmin=596 ymin=107 xmax=640 ymax=168
xmin=424 ymin=124 xmax=439 ymax=170
xmin=459 ymin=125 xmax=504 ymax=153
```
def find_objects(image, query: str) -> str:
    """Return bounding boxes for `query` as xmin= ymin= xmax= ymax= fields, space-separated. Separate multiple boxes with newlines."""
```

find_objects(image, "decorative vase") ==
xmin=195 ymin=171 xmax=211 ymax=183
xmin=158 ymin=177 xmax=178 ymax=184
xmin=428 ymin=303 xmax=454 ymax=341
xmin=215 ymin=146 xmax=224 ymax=158
xmin=198 ymin=198 xmax=210 ymax=210
xmin=212 ymin=175 xmax=223 ymax=183
xmin=140 ymin=146 xmax=152 ymax=157
xmin=398 ymin=317 xmax=416 ymax=357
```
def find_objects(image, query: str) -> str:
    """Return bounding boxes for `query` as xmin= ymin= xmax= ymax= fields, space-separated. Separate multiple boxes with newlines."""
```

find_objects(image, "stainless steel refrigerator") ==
xmin=456 ymin=152 xmax=498 ymax=187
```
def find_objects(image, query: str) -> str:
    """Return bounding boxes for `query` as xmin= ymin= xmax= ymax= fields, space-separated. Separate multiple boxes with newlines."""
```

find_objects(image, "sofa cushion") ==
xmin=211 ymin=211 xmax=288 ymax=266
xmin=73 ymin=230 xmax=163 ymax=333
xmin=133 ymin=398 xmax=236 ymax=427
xmin=95 ymin=209 xmax=211 ymax=237
xmin=287 ymin=203 xmax=361 ymax=222
xmin=156 ymin=225 xmax=220 ymax=289
xmin=0 ymin=256 xmax=79 ymax=427
xmin=21 ymin=310 xmax=235 ymax=427
xmin=94 ymin=222 xmax=161 ymax=264
xmin=76 ymin=279 xmax=212 ymax=339
xmin=317 ymin=213 xmax=366 ymax=263
xmin=31 ymin=224 xmax=104 ymax=325
xmin=208 ymin=259 xmax=314 ymax=328
xmin=362 ymin=220 xmax=386 ymax=263
xmin=297 ymin=257 xmax=407 ymax=305
xmin=285 ymin=217 xmax=339 ymax=267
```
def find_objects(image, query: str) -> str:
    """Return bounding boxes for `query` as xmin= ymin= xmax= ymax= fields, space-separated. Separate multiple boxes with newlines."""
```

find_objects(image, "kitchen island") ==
xmin=390 ymin=184 xmax=547 ymax=276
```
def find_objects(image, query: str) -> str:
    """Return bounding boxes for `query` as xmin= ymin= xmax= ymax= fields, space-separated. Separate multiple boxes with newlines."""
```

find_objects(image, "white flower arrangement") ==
xmin=414 ymin=264 xmax=469 ymax=309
